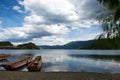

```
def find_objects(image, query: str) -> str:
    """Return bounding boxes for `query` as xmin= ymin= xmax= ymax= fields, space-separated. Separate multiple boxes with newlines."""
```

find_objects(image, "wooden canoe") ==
xmin=0 ymin=54 xmax=10 ymax=61
xmin=27 ymin=56 xmax=42 ymax=71
xmin=1 ymin=56 xmax=32 ymax=70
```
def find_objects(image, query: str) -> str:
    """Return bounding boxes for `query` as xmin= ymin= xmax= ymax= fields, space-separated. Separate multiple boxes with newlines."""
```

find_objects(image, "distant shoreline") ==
xmin=0 ymin=71 xmax=120 ymax=80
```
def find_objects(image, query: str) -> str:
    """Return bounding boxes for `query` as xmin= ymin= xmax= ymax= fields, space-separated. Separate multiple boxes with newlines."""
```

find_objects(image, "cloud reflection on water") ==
xmin=0 ymin=50 xmax=120 ymax=73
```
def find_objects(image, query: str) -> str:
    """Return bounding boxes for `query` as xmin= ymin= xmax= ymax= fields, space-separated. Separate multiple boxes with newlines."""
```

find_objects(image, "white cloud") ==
xmin=32 ymin=36 xmax=71 ymax=45
xmin=18 ymin=0 xmax=104 ymax=28
xmin=69 ymin=19 xmax=100 ymax=30
xmin=0 ymin=23 xmax=70 ymax=42
xmin=13 ymin=6 xmax=25 ymax=13
xmin=24 ymin=15 xmax=45 ymax=24
xmin=70 ymin=0 xmax=109 ymax=19
xmin=79 ymin=19 xmax=100 ymax=28
xmin=0 ymin=0 xmax=106 ymax=45
xmin=19 ymin=0 xmax=80 ymax=24
xmin=46 ymin=24 xmax=70 ymax=35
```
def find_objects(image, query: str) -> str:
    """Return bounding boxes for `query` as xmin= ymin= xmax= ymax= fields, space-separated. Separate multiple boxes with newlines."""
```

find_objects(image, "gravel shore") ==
xmin=0 ymin=71 xmax=120 ymax=80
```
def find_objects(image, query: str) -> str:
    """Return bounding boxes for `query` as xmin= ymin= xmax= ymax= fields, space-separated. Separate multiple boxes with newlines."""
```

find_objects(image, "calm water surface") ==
xmin=0 ymin=49 xmax=120 ymax=73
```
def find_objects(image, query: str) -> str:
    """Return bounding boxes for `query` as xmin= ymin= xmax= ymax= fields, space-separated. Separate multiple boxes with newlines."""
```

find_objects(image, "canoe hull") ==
xmin=1 ymin=56 xmax=32 ymax=71
xmin=27 ymin=56 xmax=42 ymax=71
xmin=0 ymin=54 xmax=10 ymax=61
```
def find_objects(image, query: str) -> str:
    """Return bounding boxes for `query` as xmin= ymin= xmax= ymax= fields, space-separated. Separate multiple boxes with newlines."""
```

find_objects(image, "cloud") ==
xmin=19 ymin=0 xmax=105 ymax=28
xmin=0 ymin=0 xmax=106 ymax=45
xmin=0 ymin=23 xmax=70 ymax=42
xmin=13 ymin=6 xmax=25 ymax=13
xmin=19 ymin=0 xmax=80 ymax=24
xmin=70 ymin=0 xmax=110 ymax=20
xmin=32 ymin=36 xmax=71 ymax=45
xmin=69 ymin=19 xmax=100 ymax=30
xmin=24 ymin=15 xmax=45 ymax=24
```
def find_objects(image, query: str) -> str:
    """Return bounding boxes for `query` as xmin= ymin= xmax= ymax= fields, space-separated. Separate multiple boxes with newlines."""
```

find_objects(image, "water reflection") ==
xmin=0 ymin=50 xmax=120 ymax=73
xmin=69 ymin=54 xmax=120 ymax=61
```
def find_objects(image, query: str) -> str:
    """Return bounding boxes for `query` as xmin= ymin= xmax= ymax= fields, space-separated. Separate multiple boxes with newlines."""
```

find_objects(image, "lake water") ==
xmin=0 ymin=49 xmax=120 ymax=73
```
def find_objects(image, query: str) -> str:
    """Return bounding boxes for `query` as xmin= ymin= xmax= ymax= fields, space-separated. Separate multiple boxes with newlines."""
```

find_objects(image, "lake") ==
xmin=0 ymin=49 xmax=120 ymax=73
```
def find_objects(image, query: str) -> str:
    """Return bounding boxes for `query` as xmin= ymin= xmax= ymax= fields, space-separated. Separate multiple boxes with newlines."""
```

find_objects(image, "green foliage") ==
xmin=98 ymin=0 xmax=120 ymax=38
xmin=99 ymin=20 xmax=120 ymax=39
xmin=90 ymin=38 xmax=120 ymax=49
xmin=98 ymin=0 xmax=120 ymax=22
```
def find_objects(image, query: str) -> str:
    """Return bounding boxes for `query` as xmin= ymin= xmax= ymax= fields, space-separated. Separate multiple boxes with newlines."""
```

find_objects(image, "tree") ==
xmin=97 ymin=0 xmax=120 ymax=39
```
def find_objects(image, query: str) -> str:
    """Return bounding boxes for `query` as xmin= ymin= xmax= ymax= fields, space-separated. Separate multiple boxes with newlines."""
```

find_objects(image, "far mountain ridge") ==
xmin=39 ymin=40 xmax=95 ymax=49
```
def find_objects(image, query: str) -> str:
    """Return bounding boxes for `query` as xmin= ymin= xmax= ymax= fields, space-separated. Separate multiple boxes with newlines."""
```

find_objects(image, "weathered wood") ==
xmin=0 ymin=54 xmax=10 ymax=61
xmin=27 ymin=56 xmax=42 ymax=71
xmin=1 ymin=56 xmax=32 ymax=70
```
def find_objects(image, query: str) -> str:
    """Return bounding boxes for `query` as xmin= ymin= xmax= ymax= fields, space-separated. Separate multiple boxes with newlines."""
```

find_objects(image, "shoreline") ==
xmin=0 ymin=71 xmax=120 ymax=80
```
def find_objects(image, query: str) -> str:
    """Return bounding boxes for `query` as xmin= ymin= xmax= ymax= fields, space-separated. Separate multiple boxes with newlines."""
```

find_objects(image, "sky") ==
xmin=0 ymin=0 xmax=109 ymax=45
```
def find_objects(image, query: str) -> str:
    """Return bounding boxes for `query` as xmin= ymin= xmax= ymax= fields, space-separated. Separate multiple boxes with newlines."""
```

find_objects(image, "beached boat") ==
xmin=1 ymin=56 xmax=32 ymax=70
xmin=0 ymin=54 xmax=10 ymax=61
xmin=27 ymin=56 xmax=42 ymax=71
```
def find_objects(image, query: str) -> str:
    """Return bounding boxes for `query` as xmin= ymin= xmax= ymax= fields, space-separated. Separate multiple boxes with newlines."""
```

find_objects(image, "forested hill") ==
xmin=0 ymin=41 xmax=39 ymax=49
xmin=0 ymin=41 xmax=13 ymax=46
xmin=86 ymin=38 xmax=120 ymax=49
xmin=17 ymin=43 xmax=39 ymax=49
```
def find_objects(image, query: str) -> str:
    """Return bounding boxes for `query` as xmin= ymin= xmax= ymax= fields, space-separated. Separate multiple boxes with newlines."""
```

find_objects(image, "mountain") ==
xmin=63 ymin=40 xmax=95 ymax=49
xmin=39 ymin=40 xmax=95 ymax=49
xmin=39 ymin=45 xmax=62 ymax=49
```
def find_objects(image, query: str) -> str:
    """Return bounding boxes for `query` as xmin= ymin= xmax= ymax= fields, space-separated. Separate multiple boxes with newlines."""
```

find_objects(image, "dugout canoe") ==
xmin=0 ymin=54 xmax=10 ymax=61
xmin=27 ymin=56 xmax=42 ymax=71
xmin=1 ymin=56 xmax=32 ymax=70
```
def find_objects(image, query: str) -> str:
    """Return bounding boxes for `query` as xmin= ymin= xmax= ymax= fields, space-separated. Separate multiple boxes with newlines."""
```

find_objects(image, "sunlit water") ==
xmin=0 ymin=49 xmax=120 ymax=73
